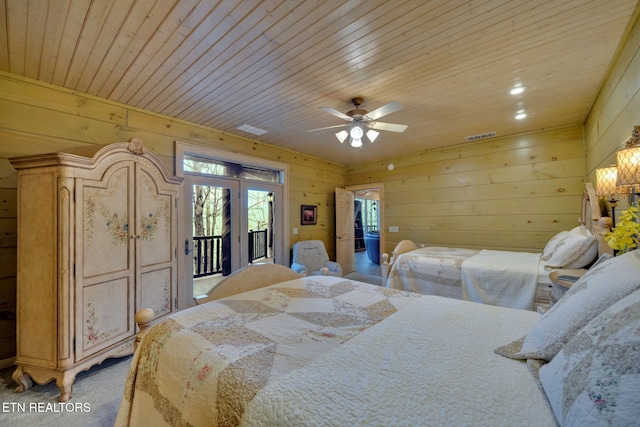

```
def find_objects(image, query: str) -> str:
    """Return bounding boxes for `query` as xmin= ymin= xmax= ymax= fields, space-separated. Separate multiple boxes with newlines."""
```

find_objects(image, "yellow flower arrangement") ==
xmin=604 ymin=205 xmax=640 ymax=254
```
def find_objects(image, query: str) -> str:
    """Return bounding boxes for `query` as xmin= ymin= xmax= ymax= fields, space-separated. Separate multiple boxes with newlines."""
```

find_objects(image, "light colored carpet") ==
xmin=0 ymin=355 xmax=131 ymax=426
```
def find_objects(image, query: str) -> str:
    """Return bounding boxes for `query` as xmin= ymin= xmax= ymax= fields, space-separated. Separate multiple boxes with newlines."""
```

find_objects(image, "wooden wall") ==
xmin=584 ymin=6 xmax=640 ymax=197
xmin=346 ymin=126 xmax=587 ymax=254
xmin=0 ymin=72 xmax=344 ymax=362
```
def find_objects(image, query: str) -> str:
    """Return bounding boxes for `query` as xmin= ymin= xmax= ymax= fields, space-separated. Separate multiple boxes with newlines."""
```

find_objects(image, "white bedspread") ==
xmin=242 ymin=296 xmax=555 ymax=426
xmin=462 ymin=249 xmax=540 ymax=310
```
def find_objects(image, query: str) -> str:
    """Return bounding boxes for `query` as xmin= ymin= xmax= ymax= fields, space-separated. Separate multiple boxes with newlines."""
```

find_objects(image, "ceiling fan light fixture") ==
xmin=350 ymin=125 xmax=364 ymax=139
xmin=313 ymin=98 xmax=408 ymax=149
xmin=335 ymin=130 xmax=348 ymax=143
xmin=366 ymin=129 xmax=379 ymax=143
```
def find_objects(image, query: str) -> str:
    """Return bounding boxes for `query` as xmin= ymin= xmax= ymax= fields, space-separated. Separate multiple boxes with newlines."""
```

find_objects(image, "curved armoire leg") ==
xmin=12 ymin=366 xmax=34 ymax=393
xmin=56 ymin=372 xmax=76 ymax=402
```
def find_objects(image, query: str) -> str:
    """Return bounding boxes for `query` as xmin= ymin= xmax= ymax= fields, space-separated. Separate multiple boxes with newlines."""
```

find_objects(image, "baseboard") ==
xmin=0 ymin=356 xmax=16 ymax=370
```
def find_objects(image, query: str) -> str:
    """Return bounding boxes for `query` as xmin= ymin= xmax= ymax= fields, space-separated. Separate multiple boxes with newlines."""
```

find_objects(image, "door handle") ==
xmin=184 ymin=239 xmax=192 ymax=255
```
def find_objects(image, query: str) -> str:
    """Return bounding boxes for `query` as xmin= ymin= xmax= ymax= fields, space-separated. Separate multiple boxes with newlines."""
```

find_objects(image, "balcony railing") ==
xmin=193 ymin=236 xmax=222 ymax=278
xmin=193 ymin=229 xmax=268 ymax=278
xmin=248 ymin=229 xmax=268 ymax=262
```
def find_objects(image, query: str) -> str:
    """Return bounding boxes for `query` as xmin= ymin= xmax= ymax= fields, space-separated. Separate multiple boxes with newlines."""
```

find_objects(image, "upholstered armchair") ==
xmin=290 ymin=240 xmax=343 ymax=277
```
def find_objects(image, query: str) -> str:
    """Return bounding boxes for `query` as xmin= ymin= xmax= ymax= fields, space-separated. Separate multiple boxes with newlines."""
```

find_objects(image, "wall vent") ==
xmin=465 ymin=131 xmax=497 ymax=142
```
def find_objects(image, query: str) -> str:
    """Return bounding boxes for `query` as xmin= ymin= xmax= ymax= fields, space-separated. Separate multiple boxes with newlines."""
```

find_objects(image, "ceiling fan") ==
xmin=308 ymin=97 xmax=408 ymax=148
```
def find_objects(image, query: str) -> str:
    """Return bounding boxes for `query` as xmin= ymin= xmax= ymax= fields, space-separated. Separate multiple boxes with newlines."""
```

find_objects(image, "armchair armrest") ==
xmin=290 ymin=262 xmax=308 ymax=276
xmin=324 ymin=260 xmax=342 ymax=276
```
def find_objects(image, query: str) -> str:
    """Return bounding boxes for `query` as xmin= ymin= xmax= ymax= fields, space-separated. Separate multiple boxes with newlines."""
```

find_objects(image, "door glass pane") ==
xmin=247 ymin=189 xmax=274 ymax=264
xmin=192 ymin=183 xmax=232 ymax=297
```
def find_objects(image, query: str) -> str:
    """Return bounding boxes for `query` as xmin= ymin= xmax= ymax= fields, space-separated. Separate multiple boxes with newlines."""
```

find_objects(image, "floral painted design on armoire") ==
xmin=9 ymin=138 xmax=182 ymax=401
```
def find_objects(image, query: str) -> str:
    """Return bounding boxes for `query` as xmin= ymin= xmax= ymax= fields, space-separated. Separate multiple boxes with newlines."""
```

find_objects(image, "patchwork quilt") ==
xmin=385 ymin=246 xmax=479 ymax=298
xmin=116 ymin=276 xmax=420 ymax=426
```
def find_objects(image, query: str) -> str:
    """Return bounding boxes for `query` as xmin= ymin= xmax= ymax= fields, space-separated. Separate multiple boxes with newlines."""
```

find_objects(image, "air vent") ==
xmin=465 ymin=131 xmax=497 ymax=142
xmin=237 ymin=124 xmax=268 ymax=136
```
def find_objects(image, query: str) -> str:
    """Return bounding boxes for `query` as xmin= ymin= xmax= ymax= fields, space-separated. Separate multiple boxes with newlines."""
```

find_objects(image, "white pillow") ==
xmin=544 ymin=225 xmax=597 ymax=269
xmin=563 ymin=237 xmax=598 ymax=268
xmin=516 ymin=250 xmax=640 ymax=361
xmin=539 ymin=289 xmax=640 ymax=426
xmin=542 ymin=230 xmax=569 ymax=261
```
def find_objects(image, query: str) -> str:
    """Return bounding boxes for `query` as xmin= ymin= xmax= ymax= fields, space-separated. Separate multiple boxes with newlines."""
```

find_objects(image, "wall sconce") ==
xmin=596 ymin=166 xmax=623 ymax=227
xmin=597 ymin=126 xmax=640 ymax=228
xmin=616 ymin=125 xmax=640 ymax=205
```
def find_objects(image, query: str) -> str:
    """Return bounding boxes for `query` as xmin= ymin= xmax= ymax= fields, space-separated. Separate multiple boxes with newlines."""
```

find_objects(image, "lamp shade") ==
xmin=366 ymin=129 xmax=379 ymax=143
xmin=616 ymin=146 xmax=640 ymax=186
xmin=335 ymin=130 xmax=348 ymax=143
xmin=350 ymin=138 xmax=363 ymax=148
xmin=596 ymin=167 xmax=623 ymax=197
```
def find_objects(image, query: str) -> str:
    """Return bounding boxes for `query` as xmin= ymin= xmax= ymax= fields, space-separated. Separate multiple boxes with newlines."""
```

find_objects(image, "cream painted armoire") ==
xmin=9 ymin=138 xmax=182 ymax=401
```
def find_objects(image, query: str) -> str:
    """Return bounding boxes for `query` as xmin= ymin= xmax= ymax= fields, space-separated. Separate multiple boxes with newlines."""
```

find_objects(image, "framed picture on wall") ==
xmin=301 ymin=205 xmax=317 ymax=225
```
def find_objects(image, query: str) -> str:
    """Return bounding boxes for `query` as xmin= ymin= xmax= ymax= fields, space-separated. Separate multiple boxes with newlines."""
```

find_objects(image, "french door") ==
xmin=175 ymin=142 xmax=289 ymax=309
xmin=180 ymin=175 xmax=283 ymax=304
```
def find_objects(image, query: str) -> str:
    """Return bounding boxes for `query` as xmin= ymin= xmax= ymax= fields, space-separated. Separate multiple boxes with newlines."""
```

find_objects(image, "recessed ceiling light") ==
xmin=510 ymin=85 xmax=527 ymax=95
xmin=515 ymin=110 xmax=527 ymax=120
xmin=237 ymin=123 xmax=268 ymax=136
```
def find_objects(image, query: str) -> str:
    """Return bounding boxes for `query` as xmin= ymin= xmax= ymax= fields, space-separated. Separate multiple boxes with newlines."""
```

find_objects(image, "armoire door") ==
xmin=75 ymin=162 xmax=136 ymax=360
xmin=136 ymin=163 xmax=177 ymax=319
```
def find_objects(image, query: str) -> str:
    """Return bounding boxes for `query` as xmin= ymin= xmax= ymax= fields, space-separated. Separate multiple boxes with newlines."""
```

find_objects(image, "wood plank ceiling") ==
xmin=0 ymin=0 xmax=637 ymax=165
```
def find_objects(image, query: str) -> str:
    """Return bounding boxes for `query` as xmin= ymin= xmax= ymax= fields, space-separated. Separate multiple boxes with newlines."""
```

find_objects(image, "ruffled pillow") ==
xmin=539 ymin=289 xmax=640 ymax=426
xmin=542 ymin=231 xmax=569 ymax=261
xmin=563 ymin=237 xmax=598 ymax=268
xmin=544 ymin=225 xmax=597 ymax=269
xmin=500 ymin=250 xmax=640 ymax=362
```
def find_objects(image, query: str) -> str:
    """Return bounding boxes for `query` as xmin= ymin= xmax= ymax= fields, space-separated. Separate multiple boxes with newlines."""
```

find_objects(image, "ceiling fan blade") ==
xmin=307 ymin=123 xmax=349 ymax=132
xmin=319 ymin=107 xmax=354 ymax=122
xmin=368 ymin=121 xmax=408 ymax=133
xmin=364 ymin=101 xmax=403 ymax=121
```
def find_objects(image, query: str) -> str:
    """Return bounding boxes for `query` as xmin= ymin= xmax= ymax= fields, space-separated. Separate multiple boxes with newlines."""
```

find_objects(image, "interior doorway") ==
xmin=337 ymin=183 xmax=384 ymax=280
xmin=353 ymin=187 xmax=382 ymax=277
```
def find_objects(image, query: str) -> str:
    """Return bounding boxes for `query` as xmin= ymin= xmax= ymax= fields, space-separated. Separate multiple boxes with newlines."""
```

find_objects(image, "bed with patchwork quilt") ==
xmin=117 ymin=252 xmax=640 ymax=426
xmin=381 ymin=183 xmax=608 ymax=311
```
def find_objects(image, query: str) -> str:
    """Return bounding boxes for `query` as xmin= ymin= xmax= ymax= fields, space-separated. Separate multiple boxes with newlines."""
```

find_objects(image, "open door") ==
xmin=335 ymin=187 xmax=355 ymax=275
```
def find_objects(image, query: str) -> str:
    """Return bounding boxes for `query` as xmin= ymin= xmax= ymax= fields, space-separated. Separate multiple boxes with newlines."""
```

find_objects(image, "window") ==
xmin=184 ymin=155 xmax=281 ymax=183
